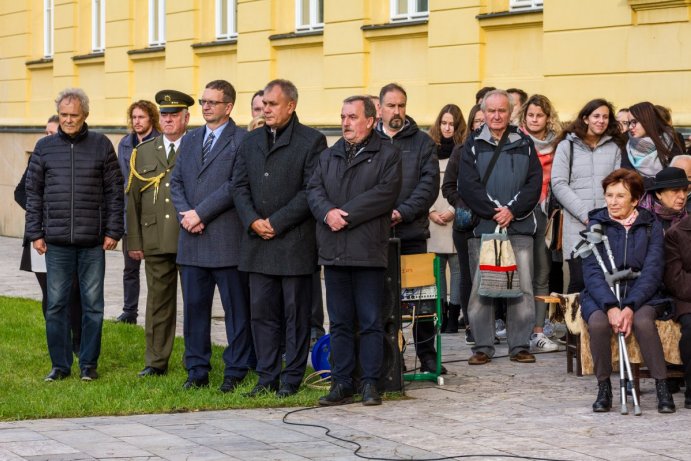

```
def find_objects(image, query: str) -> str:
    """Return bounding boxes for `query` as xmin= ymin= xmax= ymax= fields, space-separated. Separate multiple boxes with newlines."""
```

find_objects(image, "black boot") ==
xmin=656 ymin=379 xmax=676 ymax=413
xmin=440 ymin=301 xmax=449 ymax=333
xmin=446 ymin=304 xmax=461 ymax=334
xmin=592 ymin=378 xmax=612 ymax=412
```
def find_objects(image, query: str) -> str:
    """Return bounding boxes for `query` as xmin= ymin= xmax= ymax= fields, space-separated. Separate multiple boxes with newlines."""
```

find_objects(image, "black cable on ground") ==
xmin=282 ymin=406 xmax=579 ymax=461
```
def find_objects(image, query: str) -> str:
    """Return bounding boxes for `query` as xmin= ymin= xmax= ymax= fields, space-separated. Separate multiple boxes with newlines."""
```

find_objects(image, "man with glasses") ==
xmin=171 ymin=80 xmax=254 ymax=392
xmin=126 ymin=90 xmax=192 ymax=378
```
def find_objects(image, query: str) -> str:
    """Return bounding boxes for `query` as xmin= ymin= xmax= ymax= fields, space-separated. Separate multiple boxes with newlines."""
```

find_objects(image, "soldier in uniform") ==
xmin=126 ymin=90 xmax=194 ymax=377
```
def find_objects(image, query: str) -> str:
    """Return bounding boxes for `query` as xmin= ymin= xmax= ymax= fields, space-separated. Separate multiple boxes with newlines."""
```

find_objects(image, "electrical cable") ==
xmin=282 ymin=406 xmax=580 ymax=461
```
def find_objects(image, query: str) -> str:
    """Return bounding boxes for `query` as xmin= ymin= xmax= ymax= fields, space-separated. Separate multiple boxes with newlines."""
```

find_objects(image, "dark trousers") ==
xmin=588 ymin=306 xmax=667 ymax=381
xmin=36 ymin=272 xmax=81 ymax=351
xmin=250 ymin=273 xmax=311 ymax=388
xmin=311 ymin=270 xmax=325 ymax=339
xmin=181 ymin=265 xmax=253 ymax=380
xmin=325 ymin=266 xmax=385 ymax=388
xmin=121 ymin=237 xmax=141 ymax=315
xmin=567 ymin=258 xmax=585 ymax=294
xmin=143 ymin=253 xmax=178 ymax=370
xmin=401 ymin=239 xmax=437 ymax=361
xmin=452 ymin=229 xmax=473 ymax=326
xmin=679 ymin=314 xmax=691 ymax=382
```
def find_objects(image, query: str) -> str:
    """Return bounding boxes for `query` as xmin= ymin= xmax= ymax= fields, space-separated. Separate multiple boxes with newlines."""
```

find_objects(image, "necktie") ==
xmin=202 ymin=131 xmax=215 ymax=164
xmin=168 ymin=143 xmax=175 ymax=160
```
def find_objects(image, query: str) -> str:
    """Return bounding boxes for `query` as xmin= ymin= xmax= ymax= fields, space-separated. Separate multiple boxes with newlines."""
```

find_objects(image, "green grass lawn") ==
xmin=0 ymin=296 xmax=329 ymax=421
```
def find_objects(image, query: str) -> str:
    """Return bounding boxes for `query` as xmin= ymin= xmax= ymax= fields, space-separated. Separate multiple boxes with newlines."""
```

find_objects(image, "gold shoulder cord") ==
xmin=126 ymin=147 xmax=166 ymax=204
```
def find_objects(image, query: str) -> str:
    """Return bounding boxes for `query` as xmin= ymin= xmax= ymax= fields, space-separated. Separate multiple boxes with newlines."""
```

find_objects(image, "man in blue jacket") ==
xmin=308 ymin=95 xmax=402 ymax=406
xmin=25 ymin=88 xmax=124 ymax=382
xmin=458 ymin=89 xmax=542 ymax=366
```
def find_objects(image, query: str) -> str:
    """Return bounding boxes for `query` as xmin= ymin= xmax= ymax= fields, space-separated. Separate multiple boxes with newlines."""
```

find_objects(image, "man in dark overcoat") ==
xmin=170 ymin=80 xmax=254 ymax=392
xmin=126 ymin=90 xmax=192 ymax=377
xmin=233 ymin=79 xmax=327 ymax=398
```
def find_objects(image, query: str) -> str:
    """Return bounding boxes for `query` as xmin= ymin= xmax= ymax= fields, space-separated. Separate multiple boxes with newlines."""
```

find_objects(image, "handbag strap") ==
xmin=481 ymin=129 xmax=510 ymax=186
xmin=568 ymin=140 xmax=574 ymax=185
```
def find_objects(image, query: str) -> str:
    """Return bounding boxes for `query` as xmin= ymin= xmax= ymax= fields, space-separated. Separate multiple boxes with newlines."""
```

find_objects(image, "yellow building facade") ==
xmin=1 ymin=0 xmax=690 ymax=237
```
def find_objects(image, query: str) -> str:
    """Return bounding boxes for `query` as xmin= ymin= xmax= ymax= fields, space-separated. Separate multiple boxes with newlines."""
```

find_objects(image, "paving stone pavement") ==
xmin=1 ymin=235 xmax=691 ymax=461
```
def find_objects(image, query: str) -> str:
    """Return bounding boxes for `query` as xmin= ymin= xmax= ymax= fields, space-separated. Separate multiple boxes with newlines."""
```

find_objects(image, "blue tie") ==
xmin=202 ymin=131 xmax=215 ymax=164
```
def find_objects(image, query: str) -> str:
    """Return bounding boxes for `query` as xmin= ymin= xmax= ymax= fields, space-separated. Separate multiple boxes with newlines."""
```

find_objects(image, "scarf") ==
xmin=627 ymin=133 xmax=672 ymax=178
xmin=522 ymin=128 xmax=556 ymax=204
xmin=345 ymin=133 xmax=372 ymax=165
xmin=437 ymin=136 xmax=454 ymax=160
xmin=639 ymin=193 xmax=688 ymax=230
xmin=609 ymin=208 xmax=639 ymax=231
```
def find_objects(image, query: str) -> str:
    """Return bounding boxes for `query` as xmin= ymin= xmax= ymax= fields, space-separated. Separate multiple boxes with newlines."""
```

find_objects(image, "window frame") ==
xmin=215 ymin=0 xmax=237 ymax=40
xmin=509 ymin=0 xmax=544 ymax=12
xmin=148 ymin=0 xmax=166 ymax=47
xmin=295 ymin=0 xmax=324 ymax=32
xmin=390 ymin=0 xmax=429 ymax=22
xmin=44 ymin=0 xmax=54 ymax=58
xmin=91 ymin=0 xmax=106 ymax=52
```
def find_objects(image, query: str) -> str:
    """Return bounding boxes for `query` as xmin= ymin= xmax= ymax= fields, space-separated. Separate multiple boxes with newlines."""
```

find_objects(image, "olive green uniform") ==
xmin=126 ymin=135 xmax=180 ymax=370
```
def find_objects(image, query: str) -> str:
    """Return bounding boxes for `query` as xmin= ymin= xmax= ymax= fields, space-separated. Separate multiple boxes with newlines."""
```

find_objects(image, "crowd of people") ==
xmin=15 ymin=79 xmax=691 ymax=412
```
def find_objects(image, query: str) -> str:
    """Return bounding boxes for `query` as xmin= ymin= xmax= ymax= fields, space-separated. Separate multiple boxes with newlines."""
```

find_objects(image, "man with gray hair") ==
xmin=671 ymin=155 xmax=691 ymax=193
xmin=25 ymin=88 xmax=124 ymax=382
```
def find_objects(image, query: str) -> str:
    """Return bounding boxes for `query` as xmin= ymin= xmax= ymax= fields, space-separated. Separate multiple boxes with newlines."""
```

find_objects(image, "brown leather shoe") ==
xmin=510 ymin=351 xmax=536 ymax=363
xmin=468 ymin=352 xmax=491 ymax=365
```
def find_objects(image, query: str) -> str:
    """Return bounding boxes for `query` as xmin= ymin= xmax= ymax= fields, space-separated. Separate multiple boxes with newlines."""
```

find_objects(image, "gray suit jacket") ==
xmin=233 ymin=114 xmax=327 ymax=276
xmin=170 ymin=119 xmax=247 ymax=267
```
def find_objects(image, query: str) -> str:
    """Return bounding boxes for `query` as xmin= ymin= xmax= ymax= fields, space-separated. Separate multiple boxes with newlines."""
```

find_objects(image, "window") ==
xmin=44 ymin=0 xmax=54 ymax=57
xmin=216 ymin=0 xmax=237 ymax=39
xmin=92 ymin=0 xmax=106 ymax=52
xmin=295 ymin=0 xmax=323 ymax=32
xmin=148 ymin=0 xmax=165 ymax=46
xmin=390 ymin=0 xmax=428 ymax=22
xmin=509 ymin=0 xmax=543 ymax=12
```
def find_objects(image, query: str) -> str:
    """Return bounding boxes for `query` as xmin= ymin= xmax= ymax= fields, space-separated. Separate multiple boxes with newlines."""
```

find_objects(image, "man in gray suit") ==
xmin=170 ymin=79 xmax=254 ymax=392
xmin=233 ymin=79 xmax=327 ymax=398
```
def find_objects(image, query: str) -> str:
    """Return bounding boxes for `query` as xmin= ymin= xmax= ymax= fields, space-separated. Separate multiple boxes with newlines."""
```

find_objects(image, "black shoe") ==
xmin=361 ymin=382 xmax=382 ymax=406
xmin=44 ymin=368 xmax=70 ymax=382
xmin=182 ymin=376 xmax=209 ymax=389
xmin=465 ymin=328 xmax=475 ymax=345
xmin=116 ymin=312 xmax=137 ymax=324
xmin=219 ymin=376 xmax=243 ymax=393
xmin=244 ymin=383 xmax=278 ymax=397
xmin=138 ymin=366 xmax=167 ymax=378
xmin=318 ymin=382 xmax=355 ymax=406
xmin=656 ymin=379 xmax=676 ymax=413
xmin=592 ymin=378 xmax=612 ymax=412
xmin=277 ymin=383 xmax=299 ymax=398
xmin=80 ymin=367 xmax=98 ymax=381
xmin=420 ymin=358 xmax=447 ymax=375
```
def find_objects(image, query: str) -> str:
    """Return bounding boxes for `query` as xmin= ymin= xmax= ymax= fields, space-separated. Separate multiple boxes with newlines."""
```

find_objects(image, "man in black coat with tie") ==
xmin=233 ymin=79 xmax=327 ymax=398
xmin=170 ymin=80 xmax=254 ymax=392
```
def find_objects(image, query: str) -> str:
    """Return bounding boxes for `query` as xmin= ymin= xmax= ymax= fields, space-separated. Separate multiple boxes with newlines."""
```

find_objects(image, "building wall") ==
xmin=1 ymin=0 xmax=690 ymax=237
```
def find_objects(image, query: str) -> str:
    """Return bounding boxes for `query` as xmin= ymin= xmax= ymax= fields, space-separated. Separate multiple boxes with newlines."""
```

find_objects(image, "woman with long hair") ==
xmin=625 ymin=101 xmax=684 ymax=181
xmin=517 ymin=94 xmax=561 ymax=352
xmin=428 ymin=104 xmax=466 ymax=332
xmin=463 ymin=104 xmax=484 ymax=141
xmin=551 ymin=99 xmax=625 ymax=293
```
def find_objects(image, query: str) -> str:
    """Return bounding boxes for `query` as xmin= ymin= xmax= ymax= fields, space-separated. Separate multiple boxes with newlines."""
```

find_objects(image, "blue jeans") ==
xmin=324 ymin=266 xmax=385 ymax=388
xmin=45 ymin=244 xmax=105 ymax=372
xmin=468 ymin=235 xmax=535 ymax=357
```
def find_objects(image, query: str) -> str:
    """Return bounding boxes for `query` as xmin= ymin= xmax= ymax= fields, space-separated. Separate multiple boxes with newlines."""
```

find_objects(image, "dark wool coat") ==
xmin=307 ymin=134 xmax=402 ymax=268
xmin=664 ymin=214 xmax=691 ymax=319
xmin=233 ymin=113 xmax=327 ymax=276
xmin=580 ymin=206 xmax=669 ymax=322
xmin=24 ymin=123 xmax=124 ymax=246
xmin=170 ymin=119 xmax=247 ymax=268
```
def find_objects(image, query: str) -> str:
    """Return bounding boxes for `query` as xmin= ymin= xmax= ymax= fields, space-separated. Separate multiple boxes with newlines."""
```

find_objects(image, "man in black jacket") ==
xmin=233 ymin=79 xmax=327 ymax=398
xmin=375 ymin=83 xmax=441 ymax=373
xmin=308 ymin=95 xmax=401 ymax=406
xmin=25 ymin=88 xmax=124 ymax=382
xmin=458 ymin=89 xmax=542 ymax=366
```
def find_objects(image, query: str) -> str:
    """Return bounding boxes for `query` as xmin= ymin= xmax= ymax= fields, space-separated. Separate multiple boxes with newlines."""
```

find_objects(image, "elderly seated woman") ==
xmin=639 ymin=166 xmax=690 ymax=231
xmin=665 ymin=214 xmax=691 ymax=410
xmin=580 ymin=168 xmax=675 ymax=413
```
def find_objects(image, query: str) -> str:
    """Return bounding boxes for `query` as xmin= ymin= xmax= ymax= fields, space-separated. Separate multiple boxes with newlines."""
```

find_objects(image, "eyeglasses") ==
xmin=198 ymin=99 xmax=229 ymax=107
xmin=618 ymin=121 xmax=630 ymax=127
xmin=628 ymin=119 xmax=639 ymax=128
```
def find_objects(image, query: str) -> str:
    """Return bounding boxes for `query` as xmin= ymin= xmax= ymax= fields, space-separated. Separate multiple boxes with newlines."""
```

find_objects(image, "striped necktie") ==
xmin=202 ymin=131 xmax=215 ymax=164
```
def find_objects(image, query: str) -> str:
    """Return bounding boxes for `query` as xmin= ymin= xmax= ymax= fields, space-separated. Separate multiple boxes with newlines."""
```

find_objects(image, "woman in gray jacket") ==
xmin=551 ymin=99 xmax=625 ymax=293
